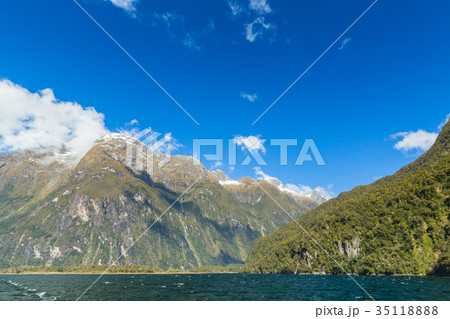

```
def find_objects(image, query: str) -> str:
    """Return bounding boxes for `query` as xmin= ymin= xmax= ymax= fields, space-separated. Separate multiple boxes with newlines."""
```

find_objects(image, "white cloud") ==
xmin=245 ymin=17 xmax=273 ymax=42
xmin=127 ymin=119 xmax=138 ymax=126
xmin=149 ymin=132 xmax=181 ymax=153
xmin=183 ymin=33 xmax=201 ymax=51
xmin=0 ymin=79 xmax=108 ymax=162
xmin=249 ymin=0 xmax=272 ymax=15
xmin=227 ymin=0 xmax=275 ymax=43
xmin=119 ymin=126 xmax=182 ymax=154
xmin=153 ymin=12 xmax=179 ymax=28
xmin=153 ymin=12 xmax=213 ymax=51
xmin=210 ymin=161 xmax=224 ymax=169
xmin=254 ymin=167 xmax=275 ymax=181
xmin=234 ymin=135 xmax=266 ymax=154
xmin=285 ymin=183 xmax=301 ymax=193
xmin=338 ymin=37 xmax=352 ymax=51
xmin=254 ymin=167 xmax=283 ymax=187
xmin=240 ymin=92 xmax=258 ymax=103
xmin=204 ymin=19 xmax=216 ymax=34
xmin=109 ymin=0 xmax=138 ymax=14
xmin=391 ymin=130 xmax=438 ymax=153
xmin=286 ymin=184 xmax=319 ymax=194
xmin=153 ymin=12 xmax=184 ymax=38
xmin=391 ymin=114 xmax=449 ymax=155
xmin=228 ymin=1 xmax=243 ymax=16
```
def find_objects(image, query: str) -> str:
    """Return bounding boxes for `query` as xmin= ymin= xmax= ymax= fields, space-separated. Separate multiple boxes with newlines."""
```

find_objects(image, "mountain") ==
xmin=253 ymin=169 xmax=331 ymax=204
xmin=0 ymin=134 xmax=318 ymax=269
xmin=295 ymin=187 xmax=332 ymax=204
xmin=243 ymin=122 xmax=450 ymax=275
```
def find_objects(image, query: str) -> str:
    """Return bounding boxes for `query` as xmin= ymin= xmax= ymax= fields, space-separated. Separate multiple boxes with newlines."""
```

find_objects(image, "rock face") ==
xmin=0 ymin=134 xmax=319 ymax=269
xmin=337 ymin=237 xmax=361 ymax=259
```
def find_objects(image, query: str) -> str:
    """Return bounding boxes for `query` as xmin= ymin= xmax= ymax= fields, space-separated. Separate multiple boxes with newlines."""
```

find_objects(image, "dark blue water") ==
xmin=0 ymin=274 xmax=448 ymax=301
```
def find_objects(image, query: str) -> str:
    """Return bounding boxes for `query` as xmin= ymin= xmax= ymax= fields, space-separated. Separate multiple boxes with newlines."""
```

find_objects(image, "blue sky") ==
xmin=0 ymin=0 xmax=449 ymax=196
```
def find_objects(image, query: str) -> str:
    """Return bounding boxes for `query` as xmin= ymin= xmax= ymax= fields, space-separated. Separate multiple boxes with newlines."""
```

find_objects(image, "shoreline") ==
xmin=0 ymin=272 xmax=446 ymax=277
xmin=0 ymin=272 xmax=238 ymax=275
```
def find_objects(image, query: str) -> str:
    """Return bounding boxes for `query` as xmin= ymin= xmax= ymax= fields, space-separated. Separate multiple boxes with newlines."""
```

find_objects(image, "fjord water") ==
xmin=0 ymin=274 xmax=449 ymax=301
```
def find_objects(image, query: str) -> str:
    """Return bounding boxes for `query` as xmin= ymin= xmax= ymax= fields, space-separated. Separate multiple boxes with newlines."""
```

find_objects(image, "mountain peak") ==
xmin=95 ymin=133 xmax=140 ymax=146
xmin=210 ymin=169 xmax=232 ymax=183
xmin=435 ymin=119 xmax=450 ymax=149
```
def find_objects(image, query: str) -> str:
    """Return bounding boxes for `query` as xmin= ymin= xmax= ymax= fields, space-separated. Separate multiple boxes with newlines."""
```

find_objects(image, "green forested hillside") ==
xmin=243 ymin=122 xmax=450 ymax=275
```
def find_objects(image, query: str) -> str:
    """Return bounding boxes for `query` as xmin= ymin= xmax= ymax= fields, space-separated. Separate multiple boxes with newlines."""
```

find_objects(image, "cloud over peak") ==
xmin=391 ymin=130 xmax=438 ymax=153
xmin=391 ymin=114 xmax=450 ymax=155
xmin=0 ymin=79 xmax=108 ymax=162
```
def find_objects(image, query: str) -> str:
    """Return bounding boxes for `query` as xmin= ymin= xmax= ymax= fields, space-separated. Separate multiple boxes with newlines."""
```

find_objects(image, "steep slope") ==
xmin=0 ymin=135 xmax=318 ymax=269
xmin=243 ymin=122 xmax=450 ymax=275
xmin=0 ymin=150 xmax=72 ymax=219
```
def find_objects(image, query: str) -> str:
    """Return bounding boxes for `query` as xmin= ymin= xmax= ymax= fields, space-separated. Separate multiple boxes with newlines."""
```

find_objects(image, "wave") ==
xmin=1 ymin=278 xmax=57 ymax=301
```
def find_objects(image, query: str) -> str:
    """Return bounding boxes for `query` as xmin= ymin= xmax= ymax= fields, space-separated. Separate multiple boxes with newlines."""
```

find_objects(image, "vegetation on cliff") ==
xmin=243 ymin=122 xmax=450 ymax=275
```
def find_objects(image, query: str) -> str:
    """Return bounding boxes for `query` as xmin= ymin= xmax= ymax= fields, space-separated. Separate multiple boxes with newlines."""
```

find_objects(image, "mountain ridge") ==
xmin=0 ymin=134 xmax=320 ymax=269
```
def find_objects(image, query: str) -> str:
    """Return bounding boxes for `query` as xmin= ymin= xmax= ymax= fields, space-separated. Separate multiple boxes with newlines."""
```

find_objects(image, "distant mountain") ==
xmin=243 ymin=122 xmax=450 ymax=275
xmin=0 ymin=134 xmax=318 ymax=269
xmin=253 ymin=169 xmax=331 ymax=204
xmin=295 ymin=187 xmax=332 ymax=204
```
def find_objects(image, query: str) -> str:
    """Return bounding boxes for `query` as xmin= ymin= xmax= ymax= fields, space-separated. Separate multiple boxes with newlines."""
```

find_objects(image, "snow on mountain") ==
xmin=290 ymin=186 xmax=332 ymax=204
xmin=97 ymin=135 xmax=331 ymax=203
xmin=254 ymin=167 xmax=332 ymax=204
